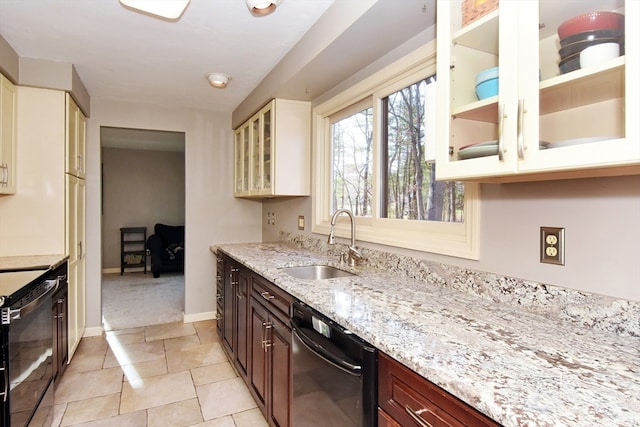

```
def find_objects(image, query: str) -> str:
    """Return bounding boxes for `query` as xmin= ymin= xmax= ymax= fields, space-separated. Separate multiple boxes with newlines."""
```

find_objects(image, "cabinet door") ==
xmin=518 ymin=0 xmax=638 ymax=174
xmin=0 ymin=73 xmax=17 ymax=194
xmin=67 ymin=175 xmax=85 ymax=359
xmin=436 ymin=0 xmax=637 ymax=181
xmin=260 ymin=103 xmax=273 ymax=195
xmin=234 ymin=128 xmax=244 ymax=195
xmin=249 ymin=297 xmax=269 ymax=412
xmin=268 ymin=314 xmax=291 ymax=427
xmin=234 ymin=266 xmax=250 ymax=377
xmin=222 ymin=259 xmax=235 ymax=356
xmin=77 ymin=109 xmax=86 ymax=179
xmin=216 ymin=256 xmax=225 ymax=340
xmin=66 ymin=95 xmax=79 ymax=176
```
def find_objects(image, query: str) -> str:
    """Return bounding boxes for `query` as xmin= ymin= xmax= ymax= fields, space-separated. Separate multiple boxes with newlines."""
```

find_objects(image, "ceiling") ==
xmin=0 ymin=0 xmax=435 ymax=151
xmin=0 ymin=0 xmax=336 ymax=113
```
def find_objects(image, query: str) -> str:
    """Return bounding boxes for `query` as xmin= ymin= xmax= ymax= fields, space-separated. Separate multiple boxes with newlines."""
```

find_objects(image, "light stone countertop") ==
xmin=0 ymin=254 xmax=68 ymax=272
xmin=212 ymin=241 xmax=640 ymax=427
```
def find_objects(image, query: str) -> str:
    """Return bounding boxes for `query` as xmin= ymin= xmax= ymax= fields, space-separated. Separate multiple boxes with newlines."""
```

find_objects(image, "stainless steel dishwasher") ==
xmin=290 ymin=300 xmax=377 ymax=427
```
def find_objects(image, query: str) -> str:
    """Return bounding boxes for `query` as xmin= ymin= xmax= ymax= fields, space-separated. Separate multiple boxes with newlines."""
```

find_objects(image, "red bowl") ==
xmin=557 ymin=11 xmax=624 ymax=40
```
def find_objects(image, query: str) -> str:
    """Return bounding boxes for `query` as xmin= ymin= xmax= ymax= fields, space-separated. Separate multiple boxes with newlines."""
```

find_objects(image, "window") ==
xmin=313 ymin=42 xmax=479 ymax=259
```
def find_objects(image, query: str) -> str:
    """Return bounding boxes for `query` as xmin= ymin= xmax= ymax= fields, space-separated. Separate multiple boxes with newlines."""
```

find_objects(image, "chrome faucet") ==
xmin=328 ymin=208 xmax=363 ymax=267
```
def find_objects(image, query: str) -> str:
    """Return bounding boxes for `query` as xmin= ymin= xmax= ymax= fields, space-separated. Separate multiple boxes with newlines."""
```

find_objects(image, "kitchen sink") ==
xmin=280 ymin=265 xmax=356 ymax=280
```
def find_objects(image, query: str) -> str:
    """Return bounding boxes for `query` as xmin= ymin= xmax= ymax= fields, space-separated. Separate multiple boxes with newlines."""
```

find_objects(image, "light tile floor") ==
xmin=53 ymin=320 xmax=269 ymax=427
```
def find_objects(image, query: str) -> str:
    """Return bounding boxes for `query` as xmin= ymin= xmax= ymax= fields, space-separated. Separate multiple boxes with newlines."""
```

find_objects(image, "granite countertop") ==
xmin=0 ymin=254 xmax=68 ymax=272
xmin=212 ymin=241 xmax=640 ymax=427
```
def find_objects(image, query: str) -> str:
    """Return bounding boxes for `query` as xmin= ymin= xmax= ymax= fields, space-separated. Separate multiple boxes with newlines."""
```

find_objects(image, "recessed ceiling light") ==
xmin=119 ymin=0 xmax=190 ymax=20
xmin=206 ymin=73 xmax=230 ymax=89
xmin=246 ymin=0 xmax=282 ymax=17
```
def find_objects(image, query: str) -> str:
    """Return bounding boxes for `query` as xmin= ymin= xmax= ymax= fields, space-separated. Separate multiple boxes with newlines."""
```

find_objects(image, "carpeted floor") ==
xmin=101 ymin=271 xmax=184 ymax=331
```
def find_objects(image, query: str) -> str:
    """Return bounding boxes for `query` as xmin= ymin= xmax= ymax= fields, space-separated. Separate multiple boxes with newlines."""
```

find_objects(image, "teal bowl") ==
xmin=475 ymin=77 xmax=498 ymax=100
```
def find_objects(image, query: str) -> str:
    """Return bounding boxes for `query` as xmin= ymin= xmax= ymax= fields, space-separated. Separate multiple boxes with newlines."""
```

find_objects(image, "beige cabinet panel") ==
xmin=0 ymin=72 xmax=17 ymax=194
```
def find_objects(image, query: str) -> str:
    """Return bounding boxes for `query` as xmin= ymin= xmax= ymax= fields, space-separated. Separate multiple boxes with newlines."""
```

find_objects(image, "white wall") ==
xmin=85 ymin=99 xmax=262 ymax=331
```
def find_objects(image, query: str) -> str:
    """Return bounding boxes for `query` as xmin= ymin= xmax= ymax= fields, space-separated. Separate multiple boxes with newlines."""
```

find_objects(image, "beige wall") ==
xmin=85 ymin=99 xmax=263 ymax=333
xmin=263 ymin=175 xmax=640 ymax=302
xmin=101 ymin=147 xmax=185 ymax=270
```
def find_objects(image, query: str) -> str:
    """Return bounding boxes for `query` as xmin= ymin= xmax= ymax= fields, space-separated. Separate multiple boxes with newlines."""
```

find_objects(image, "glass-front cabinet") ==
xmin=436 ymin=0 xmax=639 ymax=182
xmin=234 ymin=122 xmax=250 ymax=195
xmin=233 ymin=98 xmax=310 ymax=198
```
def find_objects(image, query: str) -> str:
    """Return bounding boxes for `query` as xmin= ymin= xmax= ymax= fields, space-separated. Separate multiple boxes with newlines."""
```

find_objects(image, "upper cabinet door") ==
xmin=66 ymin=94 xmax=86 ymax=179
xmin=236 ymin=122 xmax=251 ymax=196
xmin=0 ymin=73 xmax=17 ymax=194
xmin=436 ymin=0 xmax=638 ymax=182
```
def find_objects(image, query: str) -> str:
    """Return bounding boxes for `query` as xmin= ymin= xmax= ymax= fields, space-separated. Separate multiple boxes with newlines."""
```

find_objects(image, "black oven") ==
xmin=290 ymin=300 xmax=377 ymax=427
xmin=1 ymin=262 xmax=66 ymax=427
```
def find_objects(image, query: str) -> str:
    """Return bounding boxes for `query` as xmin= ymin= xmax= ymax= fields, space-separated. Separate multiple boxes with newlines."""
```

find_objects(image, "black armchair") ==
xmin=147 ymin=223 xmax=185 ymax=278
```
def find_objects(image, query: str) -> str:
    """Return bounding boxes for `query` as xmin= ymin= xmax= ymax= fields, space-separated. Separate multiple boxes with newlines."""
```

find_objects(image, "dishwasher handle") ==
xmin=291 ymin=318 xmax=362 ymax=377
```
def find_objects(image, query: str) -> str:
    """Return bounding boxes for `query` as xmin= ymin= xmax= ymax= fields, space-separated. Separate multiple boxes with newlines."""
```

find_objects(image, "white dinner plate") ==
xmin=458 ymin=144 xmax=498 ymax=160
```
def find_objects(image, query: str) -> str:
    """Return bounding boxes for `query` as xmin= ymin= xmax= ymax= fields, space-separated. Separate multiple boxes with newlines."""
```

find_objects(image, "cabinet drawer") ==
xmin=379 ymin=352 xmax=500 ymax=427
xmin=251 ymin=273 xmax=292 ymax=321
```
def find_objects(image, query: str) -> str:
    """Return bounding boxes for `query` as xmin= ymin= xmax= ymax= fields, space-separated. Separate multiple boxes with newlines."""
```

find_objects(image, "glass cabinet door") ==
xmin=234 ymin=128 xmax=243 ymax=194
xmin=262 ymin=106 xmax=272 ymax=193
xmin=251 ymin=114 xmax=261 ymax=191
xmin=241 ymin=124 xmax=250 ymax=194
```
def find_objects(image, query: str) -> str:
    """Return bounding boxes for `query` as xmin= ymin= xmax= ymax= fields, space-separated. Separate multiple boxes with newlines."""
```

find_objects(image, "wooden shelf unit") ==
xmin=120 ymin=227 xmax=147 ymax=275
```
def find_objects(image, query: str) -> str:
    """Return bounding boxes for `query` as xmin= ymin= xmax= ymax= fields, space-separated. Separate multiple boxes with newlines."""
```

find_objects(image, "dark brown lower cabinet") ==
xmin=378 ymin=352 xmax=501 ymax=427
xmin=249 ymin=274 xmax=292 ymax=427
xmin=217 ymin=252 xmax=250 ymax=379
xmin=52 ymin=282 xmax=68 ymax=384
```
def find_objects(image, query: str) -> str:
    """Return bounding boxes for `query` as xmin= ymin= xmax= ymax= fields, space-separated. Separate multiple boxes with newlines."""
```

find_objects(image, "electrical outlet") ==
xmin=298 ymin=215 xmax=305 ymax=230
xmin=271 ymin=212 xmax=276 ymax=226
xmin=540 ymin=227 xmax=565 ymax=265
xmin=266 ymin=212 xmax=271 ymax=225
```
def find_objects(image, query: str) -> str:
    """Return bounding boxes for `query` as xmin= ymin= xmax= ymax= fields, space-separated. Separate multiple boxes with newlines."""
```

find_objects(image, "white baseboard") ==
xmin=102 ymin=267 xmax=148 ymax=274
xmin=184 ymin=311 xmax=216 ymax=323
xmin=83 ymin=326 xmax=104 ymax=337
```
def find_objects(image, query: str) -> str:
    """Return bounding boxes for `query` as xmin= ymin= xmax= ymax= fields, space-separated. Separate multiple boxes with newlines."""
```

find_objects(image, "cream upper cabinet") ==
xmin=234 ymin=98 xmax=310 ymax=198
xmin=436 ymin=0 xmax=639 ymax=182
xmin=234 ymin=122 xmax=250 ymax=196
xmin=0 ymin=72 xmax=17 ymax=194
xmin=66 ymin=94 xmax=86 ymax=179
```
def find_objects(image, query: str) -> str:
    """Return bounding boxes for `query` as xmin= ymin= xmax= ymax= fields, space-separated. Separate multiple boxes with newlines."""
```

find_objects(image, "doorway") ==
xmin=100 ymin=126 xmax=186 ymax=330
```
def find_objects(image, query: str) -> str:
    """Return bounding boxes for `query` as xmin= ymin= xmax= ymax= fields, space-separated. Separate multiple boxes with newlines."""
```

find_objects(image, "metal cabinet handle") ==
xmin=1 ymin=163 xmax=7 ymax=186
xmin=261 ymin=291 xmax=275 ymax=301
xmin=517 ymin=98 xmax=525 ymax=159
xmin=404 ymin=404 xmax=433 ymax=427
xmin=1 ymin=361 xmax=7 ymax=402
xmin=261 ymin=321 xmax=272 ymax=351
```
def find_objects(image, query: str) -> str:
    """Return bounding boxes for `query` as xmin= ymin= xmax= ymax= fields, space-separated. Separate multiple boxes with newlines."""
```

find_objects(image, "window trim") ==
xmin=312 ymin=40 xmax=480 ymax=260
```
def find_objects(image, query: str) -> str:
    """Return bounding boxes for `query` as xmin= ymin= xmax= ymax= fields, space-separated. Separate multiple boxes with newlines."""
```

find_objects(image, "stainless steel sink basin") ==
xmin=281 ymin=265 xmax=356 ymax=280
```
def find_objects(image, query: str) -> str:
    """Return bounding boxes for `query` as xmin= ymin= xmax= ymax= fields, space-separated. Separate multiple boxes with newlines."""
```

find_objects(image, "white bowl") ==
xmin=579 ymin=42 xmax=620 ymax=68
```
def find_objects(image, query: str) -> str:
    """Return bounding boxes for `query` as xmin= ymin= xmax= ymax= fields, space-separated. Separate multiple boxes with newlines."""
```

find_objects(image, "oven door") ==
xmin=1 ymin=278 xmax=57 ymax=426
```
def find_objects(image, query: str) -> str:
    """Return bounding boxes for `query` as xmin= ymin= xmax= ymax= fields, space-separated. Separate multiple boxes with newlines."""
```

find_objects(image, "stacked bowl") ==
xmin=557 ymin=11 xmax=624 ymax=74
xmin=475 ymin=66 xmax=498 ymax=100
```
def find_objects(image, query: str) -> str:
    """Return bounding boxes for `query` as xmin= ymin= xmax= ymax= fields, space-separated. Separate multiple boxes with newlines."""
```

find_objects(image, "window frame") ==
xmin=312 ymin=41 xmax=480 ymax=260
